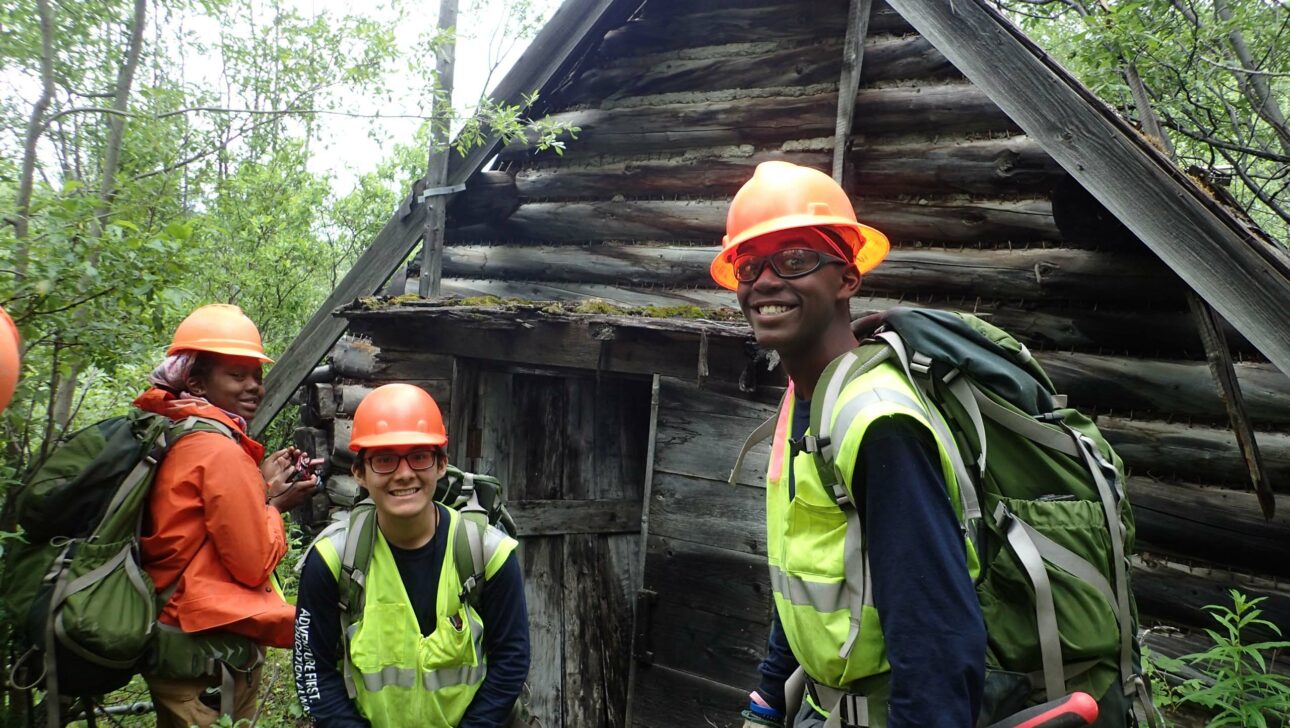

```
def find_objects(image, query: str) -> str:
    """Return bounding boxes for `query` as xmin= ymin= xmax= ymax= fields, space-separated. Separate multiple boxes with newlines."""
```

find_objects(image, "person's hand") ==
xmin=741 ymin=711 xmax=782 ymax=727
xmin=261 ymin=447 xmax=295 ymax=483
xmin=264 ymin=447 xmax=320 ymax=512
xmin=742 ymin=690 xmax=785 ymax=727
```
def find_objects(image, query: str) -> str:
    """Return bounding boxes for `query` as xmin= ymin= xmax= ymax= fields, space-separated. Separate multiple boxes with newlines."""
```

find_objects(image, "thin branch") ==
xmin=1199 ymin=55 xmax=1290 ymax=78
xmin=1214 ymin=143 xmax=1290 ymax=225
xmin=1159 ymin=115 xmax=1290 ymax=164
xmin=14 ymin=287 xmax=118 ymax=322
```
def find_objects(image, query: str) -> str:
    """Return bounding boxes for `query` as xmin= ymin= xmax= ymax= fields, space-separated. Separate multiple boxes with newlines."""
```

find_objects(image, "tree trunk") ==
xmin=12 ymin=0 xmax=56 ymax=277
xmin=52 ymin=0 xmax=149 ymax=431
xmin=1212 ymin=0 xmax=1290 ymax=158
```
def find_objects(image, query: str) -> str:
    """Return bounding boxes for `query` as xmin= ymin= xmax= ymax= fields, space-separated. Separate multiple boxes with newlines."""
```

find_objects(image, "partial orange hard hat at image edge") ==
xmin=710 ymin=160 xmax=891 ymax=291
xmin=0 ymin=306 xmax=20 ymax=414
xmin=167 ymin=303 xmax=273 ymax=362
xmin=349 ymin=382 xmax=448 ymax=451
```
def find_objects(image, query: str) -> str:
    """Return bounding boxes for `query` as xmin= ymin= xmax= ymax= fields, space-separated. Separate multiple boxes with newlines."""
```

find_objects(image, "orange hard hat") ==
xmin=167 ymin=303 xmax=272 ymax=362
xmin=0 ymin=306 xmax=19 ymax=414
xmin=349 ymin=383 xmax=448 ymax=451
xmin=710 ymin=161 xmax=890 ymax=290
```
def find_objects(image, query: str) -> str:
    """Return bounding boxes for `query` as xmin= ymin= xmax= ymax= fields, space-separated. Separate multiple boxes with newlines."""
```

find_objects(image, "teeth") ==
xmin=390 ymin=488 xmax=420 ymax=496
xmin=759 ymin=305 xmax=791 ymax=315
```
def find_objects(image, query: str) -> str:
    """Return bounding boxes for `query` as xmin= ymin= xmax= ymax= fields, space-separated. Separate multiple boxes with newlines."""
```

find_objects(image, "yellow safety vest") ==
xmin=314 ymin=507 xmax=517 ymax=727
xmin=765 ymin=356 xmax=976 ymax=719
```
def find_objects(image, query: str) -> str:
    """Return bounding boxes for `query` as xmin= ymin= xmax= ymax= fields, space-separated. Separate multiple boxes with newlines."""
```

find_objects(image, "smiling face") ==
xmin=186 ymin=353 xmax=265 ymax=421
xmin=734 ymin=228 xmax=861 ymax=357
xmin=354 ymin=445 xmax=447 ymax=522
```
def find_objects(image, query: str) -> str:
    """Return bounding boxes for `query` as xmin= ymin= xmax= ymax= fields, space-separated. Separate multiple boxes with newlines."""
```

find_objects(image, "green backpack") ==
xmin=307 ymin=464 xmax=538 ymax=727
xmin=732 ymin=307 xmax=1157 ymax=727
xmin=2 ymin=409 xmax=259 ymax=724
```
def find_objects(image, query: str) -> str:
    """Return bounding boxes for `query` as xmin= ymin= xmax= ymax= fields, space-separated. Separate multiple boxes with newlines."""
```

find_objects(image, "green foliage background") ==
xmin=0 ymin=0 xmax=562 ymax=720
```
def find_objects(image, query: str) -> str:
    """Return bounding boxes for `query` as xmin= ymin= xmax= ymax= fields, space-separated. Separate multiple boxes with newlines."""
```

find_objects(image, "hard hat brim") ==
xmin=710 ymin=219 xmax=891 ymax=291
xmin=168 ymin=342 xmax=274 ymax=363
xmin=349 ymin=431 xmax=449 ymax=452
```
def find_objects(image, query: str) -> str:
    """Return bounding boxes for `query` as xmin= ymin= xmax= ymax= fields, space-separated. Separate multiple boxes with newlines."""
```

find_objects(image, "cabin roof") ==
xmin=257 ymin=0 xmax=1290 ymax=435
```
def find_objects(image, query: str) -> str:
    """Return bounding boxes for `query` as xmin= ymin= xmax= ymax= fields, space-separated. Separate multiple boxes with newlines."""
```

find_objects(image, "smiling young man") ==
xmin=717 ymin=162 xmax=986 ymax=728
xmin=293 ymin=383 xmax=530 ymax=727
xmin=133 ymin=303 xmax=319 ymax=727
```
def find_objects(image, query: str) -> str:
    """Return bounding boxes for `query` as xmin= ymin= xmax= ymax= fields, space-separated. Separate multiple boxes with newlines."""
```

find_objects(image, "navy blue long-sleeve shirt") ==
xmin=294 ymin=503 xmax=530 ymax=727
xmin=755 ymin=399 xmax=985 ymax=727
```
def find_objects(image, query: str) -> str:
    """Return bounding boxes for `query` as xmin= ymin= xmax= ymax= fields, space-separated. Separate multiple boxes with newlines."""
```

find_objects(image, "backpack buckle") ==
xmin=910 ymin=351 xmax=933 ymax=376
xmin=790 ymin=435 xmax=828 ymax=454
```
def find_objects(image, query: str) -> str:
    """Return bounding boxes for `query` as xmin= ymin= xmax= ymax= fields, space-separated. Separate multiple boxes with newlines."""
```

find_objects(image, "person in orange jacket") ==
xmin=135 ymin=303 xmax=319 ymax=727
xmin=0 ymin=305 xmax=19 ymax=414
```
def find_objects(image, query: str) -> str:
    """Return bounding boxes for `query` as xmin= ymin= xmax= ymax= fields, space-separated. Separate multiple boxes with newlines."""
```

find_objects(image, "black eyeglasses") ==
xmin=733 ymin=248 xmax=846 ymax=284
xmin=366 ymin=449 xmax=441 ymax=475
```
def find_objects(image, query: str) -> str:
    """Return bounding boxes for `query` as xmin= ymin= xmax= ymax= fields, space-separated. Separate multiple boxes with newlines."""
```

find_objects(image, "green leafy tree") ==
xmin=992 ymin=0 xmax=1290 ymax=243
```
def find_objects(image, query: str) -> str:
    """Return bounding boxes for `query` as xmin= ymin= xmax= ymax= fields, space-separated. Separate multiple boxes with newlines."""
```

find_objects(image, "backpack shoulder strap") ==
xmin=167 ymin=415 xmax=237 ymax=445
xmin=336 ymin=502 xmax=378 ymax=700
xmin=451 ymin=511 xmax=516 ymax=612
xmin=453 ymin=514 xmax=488 ymax=611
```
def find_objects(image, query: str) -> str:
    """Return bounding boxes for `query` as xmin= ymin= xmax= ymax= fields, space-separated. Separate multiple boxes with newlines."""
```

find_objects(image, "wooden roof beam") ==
xmin=885 ymin=0 xmax=1290 ymax=377
xmin=833 ymin=0 xmax=873 ymax=183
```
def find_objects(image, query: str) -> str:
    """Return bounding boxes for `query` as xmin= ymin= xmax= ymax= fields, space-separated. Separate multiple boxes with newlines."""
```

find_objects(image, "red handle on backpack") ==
xmin=987 ymin=692 xmax=1099 ymax=728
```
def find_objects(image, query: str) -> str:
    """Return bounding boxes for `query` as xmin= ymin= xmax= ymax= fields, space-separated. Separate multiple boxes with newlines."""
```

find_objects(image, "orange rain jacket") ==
xmin=134 ymin=388 xmax=295 ymax=648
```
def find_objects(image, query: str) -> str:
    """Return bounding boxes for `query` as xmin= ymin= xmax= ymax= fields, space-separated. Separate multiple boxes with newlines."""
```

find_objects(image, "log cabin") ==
xmin=270 ymin=0 xmax=1290 ymax=725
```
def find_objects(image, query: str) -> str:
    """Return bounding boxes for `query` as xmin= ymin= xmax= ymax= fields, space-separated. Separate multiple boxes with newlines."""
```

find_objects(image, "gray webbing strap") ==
xmin=220 ymin=663 xmax=235 ymax=717
xmin=945 ymin=372 xmax=987 ymax=478
xmin=785 ymin=666 xmax=807 ymax=721
xmin=730 ymin=412 xmax=779 ymax=486
xmin=971 ymin=388 xmax=1080 ymax=459
xmin=58 ymin=544 xmax=131 ymax=603
xmin=44 ymin=545 xmax=73 ymax=728
xmin=996 ymin=504 xmax=1064 ymax=702
xmin=1014 ymin=518 xmax=1119 ymax=615
xmin=816 ymin=351 xmax=863 ymax=466
xmin=810 ymin=678 xmax=871 ymax=728
xmin=730 ymin=387 xmax=791 ymax=486
xmin=339 ymin=507 xmax=374 ymax=699
xmin=876 ymin=332 xmax=981 ymax=523
xmin=1068 ymin=428 xmax=1134 ymax=696
xmin=838 ymin=499 xmax=868 ymax=660
xmin=465 ymin=520 xmax=486 ymax=576
xmin=1132 ymin=674 xmax=1164 ymax=728
xmin=1027 ymin=658 xmax=1099 ymax=691
xmin=818 ymin=348 xmax=891 ymax=466
xmin=100 ymin=453 xmax=160 ymax=536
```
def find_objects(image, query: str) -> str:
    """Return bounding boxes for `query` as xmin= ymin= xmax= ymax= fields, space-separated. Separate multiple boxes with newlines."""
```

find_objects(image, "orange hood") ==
xmin=133 ymin=387 xmax=265 ymax=462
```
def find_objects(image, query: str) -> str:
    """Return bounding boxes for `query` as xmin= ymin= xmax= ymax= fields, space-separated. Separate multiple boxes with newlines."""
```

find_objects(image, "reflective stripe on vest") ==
xmin=312 ymin=508 xmax=518 ymax=726
xmin=766 ymin=359 xmax=966 ymax=691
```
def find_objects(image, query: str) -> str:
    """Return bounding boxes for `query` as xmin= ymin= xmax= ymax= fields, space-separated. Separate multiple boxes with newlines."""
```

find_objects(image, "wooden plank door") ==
xmin=452 ymin=361 xmax=652 ymax=728
xmin=627 ymin=377 xmax=782 ymax=727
